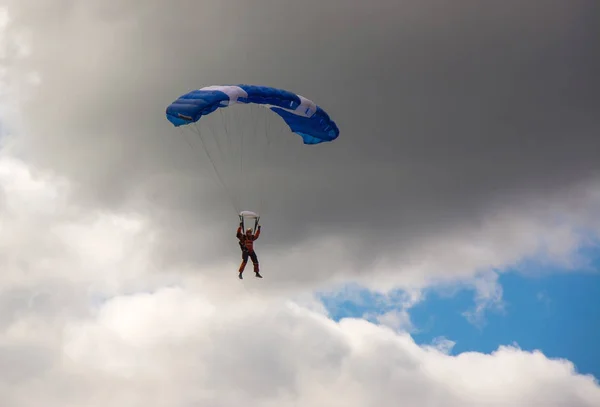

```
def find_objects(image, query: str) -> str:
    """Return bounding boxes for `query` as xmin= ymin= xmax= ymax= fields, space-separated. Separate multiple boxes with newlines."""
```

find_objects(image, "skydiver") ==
xmin=237 ymin=222 xmax=262 ymax=279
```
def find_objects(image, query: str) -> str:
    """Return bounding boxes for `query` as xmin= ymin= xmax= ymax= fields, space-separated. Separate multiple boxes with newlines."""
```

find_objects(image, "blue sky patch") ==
xmin=319 ymin=262 xmax=600 ymax=379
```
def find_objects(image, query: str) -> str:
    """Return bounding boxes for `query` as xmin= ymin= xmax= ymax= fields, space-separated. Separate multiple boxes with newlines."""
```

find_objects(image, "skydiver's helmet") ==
xmin=246 ymin=228 xmax=253 ymax=236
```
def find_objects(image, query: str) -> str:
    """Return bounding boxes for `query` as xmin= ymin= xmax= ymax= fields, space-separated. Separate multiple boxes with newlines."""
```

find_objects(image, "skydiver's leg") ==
xmin=239 ymin=251 xmax=249 ymax=278
xmin=250 ymin=252 xmax=262 ymax=278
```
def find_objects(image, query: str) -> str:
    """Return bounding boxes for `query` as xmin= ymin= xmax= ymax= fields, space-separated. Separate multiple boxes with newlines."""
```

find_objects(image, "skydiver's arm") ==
xmin=236 ymin=226 xmax=242 ymax=239
xmin=254 ymin=225 xmax=261 ymax=240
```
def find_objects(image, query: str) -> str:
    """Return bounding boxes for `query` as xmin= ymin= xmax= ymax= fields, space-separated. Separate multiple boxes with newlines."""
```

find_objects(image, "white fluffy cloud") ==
xmin=0 ymin=150 xmax=599 ymax=406
xmin=56 ymin=289 xmax=600 ymax=407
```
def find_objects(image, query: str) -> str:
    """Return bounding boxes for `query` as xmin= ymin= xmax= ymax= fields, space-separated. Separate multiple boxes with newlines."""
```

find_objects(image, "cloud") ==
xmin=0 ymin=139 xmax=598 ymax=405
xmin=537 ymin=290 xmax=552 ymax=310
xmin=1 ymin=1 xmax=599 ymax=303
xmin=1 ymin=0 xmax=598 ymax=259
xmin=375 ymin=309 xmax=414 ymax=332
xmin=462 ymin=271 xmax=505 ymax=327
xmin=4 ymin=285 xmax=600 ymax=407
xmin=318 ymin=284 xmax=423 ymax=331
xmin=369 ymin=289 xmax=423 ymax=332
xmin=429 ymin=336 xmax=457 ymax=355
xmin=0 ymin=2 xmax=599 ymax=404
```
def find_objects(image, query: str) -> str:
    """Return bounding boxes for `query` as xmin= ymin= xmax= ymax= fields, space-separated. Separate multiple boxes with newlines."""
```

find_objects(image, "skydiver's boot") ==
xmin=239 ymin=261 xmax=247 ymax=279
xmin=254 ymin=263 xmax=262 ymax=278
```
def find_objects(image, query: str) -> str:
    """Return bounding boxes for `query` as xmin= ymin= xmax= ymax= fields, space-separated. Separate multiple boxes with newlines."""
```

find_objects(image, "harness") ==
xmin=239 ymin=234 xmax=255 ymax=252
xmin=238 ymin=214 xmax=260 ymax=253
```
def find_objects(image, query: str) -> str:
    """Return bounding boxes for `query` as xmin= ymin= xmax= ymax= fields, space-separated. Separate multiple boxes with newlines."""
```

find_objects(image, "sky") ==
xmin=320 ymin=267 xmax=600 ymax=378
xmin=0 ymin=0 xmax=599 ymax=406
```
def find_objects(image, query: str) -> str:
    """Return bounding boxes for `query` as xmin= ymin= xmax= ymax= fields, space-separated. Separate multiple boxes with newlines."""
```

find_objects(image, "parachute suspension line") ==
xmin=203 ymin=116 xmax=235 ymax=202
xmin=245 ymin=104 xmax=259 ymax=210
xmin=254 ymin=216 xmax=260 ymax=233
xmin=201 ymin=115 xmax=224 ymax=176
xmin=256 ymin=104 xmax=271 ymax=216
xmin=263 ymin=105 xmax=271 ymax=144
xmin=218 ymin=107 xmax=241 ymax=202
xmin=205 ymin=114 xmax=228 ymax=179
xmin=241 ymin=105 xmax=253 ymax=207
xmin=248 ymin=104 xmax=258 ymax=199
xmin=192 ymin=121 xmax=239 ymax=214
xmin=217 ymin=107 xmax=234 ymax=156
xmin=239 ymin=106 xmax=245 ymax=203
xmin=178 ymin=126 xmax=196 ymax=152
xmin=177 ymin=123 xmax=239 ymax=213
xmin=239 ymin=213 xmax=245 ymax=231
xmin=216 ymin=108 xmax=238 ymax=195
xmin=258 ymin=104 xmax=284 ymax=216
xmin=264 ymin=141 xmax=273 ymax=215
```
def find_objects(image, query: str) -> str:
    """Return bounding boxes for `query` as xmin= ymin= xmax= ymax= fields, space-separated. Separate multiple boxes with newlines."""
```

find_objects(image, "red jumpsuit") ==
xmin=237 ymin=226 xmax=261 ymax=275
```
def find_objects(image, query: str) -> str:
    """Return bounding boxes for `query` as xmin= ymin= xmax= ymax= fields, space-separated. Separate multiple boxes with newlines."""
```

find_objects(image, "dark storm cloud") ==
xmin=6 ymin=0 xmax=600 ymax=265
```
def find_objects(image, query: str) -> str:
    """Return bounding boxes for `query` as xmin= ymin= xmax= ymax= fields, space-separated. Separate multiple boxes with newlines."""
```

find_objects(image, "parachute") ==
xmin=239 ymin=210 xmax=260 ymax=234
xmin=165 ymin=84 xmax=339 ymax=222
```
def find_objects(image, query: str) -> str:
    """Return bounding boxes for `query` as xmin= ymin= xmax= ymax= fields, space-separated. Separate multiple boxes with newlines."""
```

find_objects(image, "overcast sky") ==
xmin=0 ymin=0 xmax=599 ymax=405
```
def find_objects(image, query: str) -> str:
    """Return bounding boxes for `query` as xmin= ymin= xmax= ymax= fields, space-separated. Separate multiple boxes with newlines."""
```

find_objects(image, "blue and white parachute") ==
xmin=166 ymin=85 xmax=339 ymax=145
xmin=165 ymin=84 xmax=339 ymax=217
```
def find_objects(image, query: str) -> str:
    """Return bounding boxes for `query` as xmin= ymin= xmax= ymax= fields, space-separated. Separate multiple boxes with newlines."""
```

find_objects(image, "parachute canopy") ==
xmin=166 ymin=85 xmax=339 ymax=145
xmin=165 ymin=84 xmax=340 ymax=216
